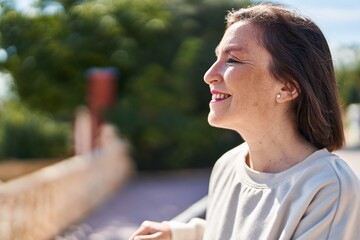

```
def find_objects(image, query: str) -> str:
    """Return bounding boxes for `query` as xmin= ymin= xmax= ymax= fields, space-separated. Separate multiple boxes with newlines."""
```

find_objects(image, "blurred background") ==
xmin=0 ymin=0 xmax=359 ymax=239
xmin=0 ymin=0 xmax=247 ymax=171
xmin=0 ymin=0 xmax=360 ymax=169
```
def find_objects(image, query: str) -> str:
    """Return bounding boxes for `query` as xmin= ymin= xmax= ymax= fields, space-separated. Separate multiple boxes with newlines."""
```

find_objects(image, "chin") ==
xmin=208 ymin=115 xmax=227 ymax=129
xmin=208 ymin=114 xmax=239 ymax=131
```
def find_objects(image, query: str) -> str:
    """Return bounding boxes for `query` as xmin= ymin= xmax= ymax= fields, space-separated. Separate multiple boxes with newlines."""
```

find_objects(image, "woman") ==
xmin=130 ymin=3 xmax=360 ymax=240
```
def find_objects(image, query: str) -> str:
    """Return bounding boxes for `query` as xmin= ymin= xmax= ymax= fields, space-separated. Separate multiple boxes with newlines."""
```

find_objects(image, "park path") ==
xmin=55 ymin=169 xmax=211 ymax=240
xmin=55 ymin=148 xmax=360 ymax=240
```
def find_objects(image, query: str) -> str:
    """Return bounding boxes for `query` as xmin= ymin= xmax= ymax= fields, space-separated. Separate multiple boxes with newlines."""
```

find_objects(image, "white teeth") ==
xmin=212 ymin=93 xmax=230 ymax=100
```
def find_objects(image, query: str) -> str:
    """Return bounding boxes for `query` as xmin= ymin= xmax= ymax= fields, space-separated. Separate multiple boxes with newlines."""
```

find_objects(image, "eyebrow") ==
xmin=215 ymin=45 xmax=248 ymax=56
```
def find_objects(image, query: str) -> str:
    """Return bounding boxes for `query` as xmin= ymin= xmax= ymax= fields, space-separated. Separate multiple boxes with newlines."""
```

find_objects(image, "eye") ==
xmin=225 ymin=57 xmax=241 ymax=65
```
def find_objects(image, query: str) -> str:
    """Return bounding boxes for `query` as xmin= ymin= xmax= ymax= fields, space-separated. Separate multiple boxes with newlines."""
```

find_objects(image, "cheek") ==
xmin=224 ymin=67 xmax=276 ymax=103
xmin=225 ymin=72 xmax=256 ymax=99
xmin=230 ymin=80 xmax=272 ymax=111
xmin=225 ymin=66 xmax=258 ymax=87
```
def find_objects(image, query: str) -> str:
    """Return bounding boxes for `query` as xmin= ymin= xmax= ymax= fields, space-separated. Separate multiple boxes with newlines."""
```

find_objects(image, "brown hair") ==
xmin=226 ymin=3 xmax=344 ymax=151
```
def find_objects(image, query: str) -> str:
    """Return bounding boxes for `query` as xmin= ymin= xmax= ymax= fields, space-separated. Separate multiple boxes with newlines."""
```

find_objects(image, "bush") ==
xmin=0 ymin=0 xmax=250 ymax=169
xmin=103 ymin=0 xmax=249 ymax=170
xmin=0 ymin=101 xmax=72 ymax=160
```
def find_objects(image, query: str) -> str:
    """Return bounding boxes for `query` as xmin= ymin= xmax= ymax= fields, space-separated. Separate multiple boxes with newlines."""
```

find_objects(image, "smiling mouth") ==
xmin=211 ymin=93 xmax=231 ymax=102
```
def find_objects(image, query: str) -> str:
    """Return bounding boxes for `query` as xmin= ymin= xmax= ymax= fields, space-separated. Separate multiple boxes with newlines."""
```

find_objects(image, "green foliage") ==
xmin=0 ymin=101 xmax=72 ymax=160
xmin=336 ymin=46 xmax=360 ymax=106
xmin=0 ymin=0 xmax=250 ymax=169
xmin=103 ymin=0 xmax=248 ymax=169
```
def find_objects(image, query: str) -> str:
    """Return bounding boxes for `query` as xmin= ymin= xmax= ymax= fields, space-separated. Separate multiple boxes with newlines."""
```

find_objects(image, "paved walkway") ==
xmin=56 ymin=148 xmax=360 ymax=240
xmin=55 ymin=169 xmax=211 ymax=240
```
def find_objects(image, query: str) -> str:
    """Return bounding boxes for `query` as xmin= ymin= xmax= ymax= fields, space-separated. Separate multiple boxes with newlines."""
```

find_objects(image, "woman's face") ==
xmin=204 ymin=21 xmax=283 ymax=131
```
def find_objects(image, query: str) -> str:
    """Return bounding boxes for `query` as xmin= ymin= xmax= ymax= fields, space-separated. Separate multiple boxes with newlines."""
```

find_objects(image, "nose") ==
xmin=203 ymin=60 xmax=222 ymax=85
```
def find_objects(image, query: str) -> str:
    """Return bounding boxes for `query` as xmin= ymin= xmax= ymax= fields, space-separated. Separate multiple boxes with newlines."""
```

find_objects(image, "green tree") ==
xmin=336 ymin=46 xmax=360 ymax=106
xmin=0 ymin=0 xmax=174 ymax=117
xmin=0 ymin=100 xmax=72 ymax=160
xmin=0 ymin=0 xmax=250 ymax=169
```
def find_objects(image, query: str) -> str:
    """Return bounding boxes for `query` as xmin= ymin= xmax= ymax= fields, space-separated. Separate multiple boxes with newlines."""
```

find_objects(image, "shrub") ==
xmin=0 ymin=101 xmax=72 ymax=160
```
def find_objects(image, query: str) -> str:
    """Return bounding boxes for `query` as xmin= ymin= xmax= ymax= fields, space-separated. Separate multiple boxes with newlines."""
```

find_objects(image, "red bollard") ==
xmin=86 ymin=67 xmax=118 ymax=149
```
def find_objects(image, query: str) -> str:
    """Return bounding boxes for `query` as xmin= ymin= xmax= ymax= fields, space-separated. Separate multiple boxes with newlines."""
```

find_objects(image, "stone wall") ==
xmin=0 ymin=140 xmax=133 ymax=240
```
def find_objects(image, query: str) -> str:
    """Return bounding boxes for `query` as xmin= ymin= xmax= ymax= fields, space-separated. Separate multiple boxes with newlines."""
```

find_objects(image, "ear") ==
xmin=276 ymin=81 xmax=300 ymax=103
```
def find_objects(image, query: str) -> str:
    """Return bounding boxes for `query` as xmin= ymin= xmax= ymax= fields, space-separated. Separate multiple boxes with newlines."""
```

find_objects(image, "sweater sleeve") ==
xmin=163 ymin=218 xmax=206 ymax=240
xmin=292 ymin=160 xmax=360 ymax=240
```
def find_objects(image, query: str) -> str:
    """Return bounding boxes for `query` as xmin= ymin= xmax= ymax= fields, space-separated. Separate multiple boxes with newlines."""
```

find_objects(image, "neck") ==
xmin=239 ymin=120 xmax=317 ymax=173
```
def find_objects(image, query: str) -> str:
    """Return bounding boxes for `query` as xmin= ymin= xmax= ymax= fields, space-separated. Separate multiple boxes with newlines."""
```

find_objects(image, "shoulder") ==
xmin=303 ymin=150 xmax=360 ymax=207
xmin=291 ymin=151 xmax=360 ymax=239
xmin=316 ymin=151 xmax=360 ymax=189
xmin=273 ymin=149 xmax=360 ymax=207
xmin=321 ymin=152 xmax=360 ymax=198
xmin=317 ymin=152 xmax=360 ymax=238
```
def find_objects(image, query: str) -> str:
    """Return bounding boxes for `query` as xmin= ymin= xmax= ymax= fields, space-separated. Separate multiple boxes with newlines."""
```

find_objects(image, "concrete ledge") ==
xmin=0 ymin=140 xmax=133 ymax=240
